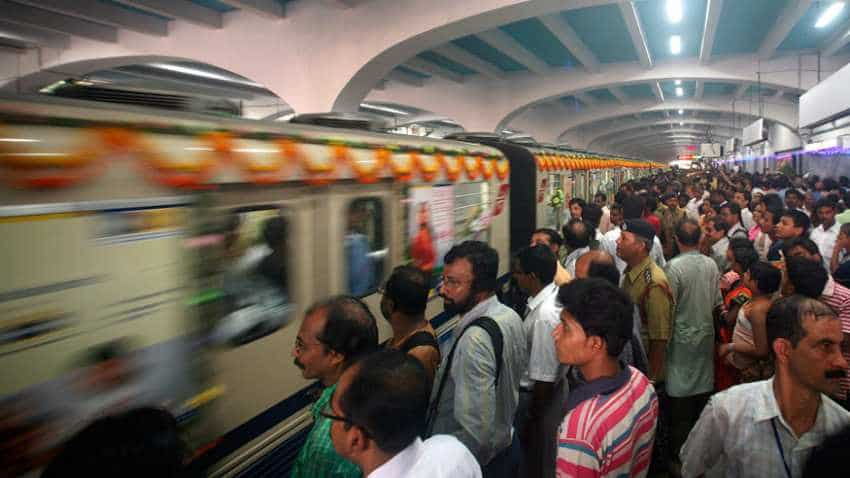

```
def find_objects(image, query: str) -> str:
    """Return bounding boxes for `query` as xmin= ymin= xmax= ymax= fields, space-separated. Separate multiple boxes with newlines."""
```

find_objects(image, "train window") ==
xmin=453 ymin=181 xmax=492 ymax=244
xmin=213 ymin=206 xmax=294 ymax=347
xmin=345 ymin=198 xmax=386 ymax=297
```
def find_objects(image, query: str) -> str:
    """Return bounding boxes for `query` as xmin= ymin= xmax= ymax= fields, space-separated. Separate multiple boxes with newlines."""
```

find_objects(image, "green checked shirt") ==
xmin=291 ymin=384 xmax=362 ymax=478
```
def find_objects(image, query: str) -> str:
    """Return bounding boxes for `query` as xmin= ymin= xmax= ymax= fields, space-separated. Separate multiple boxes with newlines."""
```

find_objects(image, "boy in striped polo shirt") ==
xmin=552 ymin=278 xmax=659 ymax=478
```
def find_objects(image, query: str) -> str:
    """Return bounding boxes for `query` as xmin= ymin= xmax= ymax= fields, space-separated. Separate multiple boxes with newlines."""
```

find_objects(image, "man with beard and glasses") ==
xmin=290 ymin=296 xmax=379 ymax=478
xmin=681 ymin=296 xmax=850 ymax=478
xmin=427 ymin=241 xmax=527 ymax=478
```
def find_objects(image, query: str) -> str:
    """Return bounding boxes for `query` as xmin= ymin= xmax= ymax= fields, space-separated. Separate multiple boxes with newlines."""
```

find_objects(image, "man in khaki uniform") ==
xmin=616 ymin=218 xmax=675 ymax=474
xmin=659 ymin=194 xmax=687 ymax=259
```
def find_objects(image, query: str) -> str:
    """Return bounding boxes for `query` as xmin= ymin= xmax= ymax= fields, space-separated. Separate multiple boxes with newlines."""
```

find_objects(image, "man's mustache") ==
xmin=294 ymin=358 xmax=304 ymax=370
xmin=825 ymin=369 xmax=846 ymax=380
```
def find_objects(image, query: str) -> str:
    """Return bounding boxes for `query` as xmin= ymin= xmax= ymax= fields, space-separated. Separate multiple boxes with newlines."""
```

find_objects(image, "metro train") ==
xmin=0 ymin=94 xmax=657 ymax=477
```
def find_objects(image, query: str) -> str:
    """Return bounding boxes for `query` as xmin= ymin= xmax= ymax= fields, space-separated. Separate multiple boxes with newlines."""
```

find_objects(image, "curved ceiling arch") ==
xmin=595 ymin=126 xmax=740 ymax=149
xmin=492 ymin=54 xmax=815 ymax=132
xmin=609 ymin=133 xmax=734 ymax=149
xmin=587 ymin=122 xmax=742 ymax=149
xmin=540 ymin=99 xmax=796 ymax=146
xmin=584 ymin=118 xmax=745 ymax=147
xmin=332 ymin=0 xmax=613 ymax=112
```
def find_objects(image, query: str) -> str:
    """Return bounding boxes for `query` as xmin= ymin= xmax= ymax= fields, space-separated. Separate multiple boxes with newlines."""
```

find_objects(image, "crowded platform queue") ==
xmin=39 ymin=166 xmax=850 ymax=478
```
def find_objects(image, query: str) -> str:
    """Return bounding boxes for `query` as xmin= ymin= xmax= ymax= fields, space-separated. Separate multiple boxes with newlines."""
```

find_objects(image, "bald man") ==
xmin=574 ymin=249 xmax=616 ymax=280
xmin=574 ymin=249 xmax=648 ymax=373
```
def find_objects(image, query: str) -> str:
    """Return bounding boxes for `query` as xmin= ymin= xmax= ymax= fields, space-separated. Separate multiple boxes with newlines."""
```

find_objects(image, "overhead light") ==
xmin=675 ymin=87 xmax=684 ymax=97
xmin=359 ymin=103 xmax=410 ymax=115
xmin=666 ymin=0 xmax=683 ymax=23
xmin=674 ymin=79 xmax=682 ymax=86
xmin=670 ymin=35 xmax=682 ymax=55
xmin=680 ymin=122 xmax=685 ymax=126
xmin=678 ymin=109 xmax=684 ymax=114
xmin=815 ymin=2 xmax=845 ymax=28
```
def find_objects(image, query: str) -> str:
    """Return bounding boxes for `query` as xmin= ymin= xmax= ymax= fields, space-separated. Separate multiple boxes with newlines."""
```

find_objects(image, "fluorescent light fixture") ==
xmin=666 ymin=0 xmax=683 ymax=23
xmin=678 ymin=109 xmax=684 ymax=114
xmin=815 ymin=2 xmax=845 ymax=28
xmin=148 ymin=63 xmax=265 ymax=88
xmin=680 ymin=122 xmax=684 ymax=126
xmin=670 ymin=35 xmax=682 ymax=55
xmin=675 ymin=79 xmax=682 ymax=85
xmin=359 ymin=103 xmax=410 ymax=115
xmin=675 ymin=87 xmax=684 ymax=96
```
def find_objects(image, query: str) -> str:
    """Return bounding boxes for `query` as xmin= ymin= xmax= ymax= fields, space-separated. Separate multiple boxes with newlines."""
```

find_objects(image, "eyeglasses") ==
xmin=439 ymin=275 xmax=472 ymax=290
xmin=319 ymin=402 xmax=371 ymax=437
xmin=294 ymin=336 xmax=323 ymax=354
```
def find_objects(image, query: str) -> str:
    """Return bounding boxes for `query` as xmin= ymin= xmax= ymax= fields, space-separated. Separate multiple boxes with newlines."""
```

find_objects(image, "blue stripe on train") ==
xmin=190 ymin=272 xmax=512 ymax=476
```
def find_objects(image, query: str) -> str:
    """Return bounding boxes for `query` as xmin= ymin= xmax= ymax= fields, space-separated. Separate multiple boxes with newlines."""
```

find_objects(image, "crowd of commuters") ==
xmin=38 ymin=166 xmax=850 ymax=478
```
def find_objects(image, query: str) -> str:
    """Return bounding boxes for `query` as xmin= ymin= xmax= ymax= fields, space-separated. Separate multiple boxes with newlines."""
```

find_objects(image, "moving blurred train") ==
xmin=0 ymin=94 xmax=657 ymax=477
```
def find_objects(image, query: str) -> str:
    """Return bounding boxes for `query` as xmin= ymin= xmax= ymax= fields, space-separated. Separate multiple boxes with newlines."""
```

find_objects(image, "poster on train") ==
xmin=407 ymin=185 xmax=454 ymax=278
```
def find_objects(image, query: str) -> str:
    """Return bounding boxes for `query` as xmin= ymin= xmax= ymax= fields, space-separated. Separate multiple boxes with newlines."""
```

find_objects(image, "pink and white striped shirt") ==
xmin=556 ymin=366 xmax=658 ymax=478
xmin=820 ymin=276 xmax=850 ymax=399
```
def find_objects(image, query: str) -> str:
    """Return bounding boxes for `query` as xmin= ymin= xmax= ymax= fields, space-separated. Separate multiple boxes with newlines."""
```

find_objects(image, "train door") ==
xmin=196 ymin=183 xmax=317 ymax=451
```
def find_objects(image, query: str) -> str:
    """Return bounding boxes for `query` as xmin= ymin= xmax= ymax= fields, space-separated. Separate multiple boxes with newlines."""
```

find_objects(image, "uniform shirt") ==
xmin=601 ymin=227 xmax=666 ymax=275
xmin=810 ymin=222 xmax=840 ymax=270
xmin=520 ymin=282 xmax=562 ymax=389
xmin=680 ymin=378 xmax=850 ymax=478
xmin=819 ymin=276 xmax=850 ymax=399
xmin=622 ymin=256 xmax=675 ymax=353
xmin=368 ymin=435 xmax=481 ymax=478
xmin=556 ymin=366 xmax=658 ymax=478
xmin=663 ymin=251 xmax=722 ymax=397
xmin=429 ymin=295 xmax=528 ymax=465
xmin=291 ymin=384 xmax=362 ymax=478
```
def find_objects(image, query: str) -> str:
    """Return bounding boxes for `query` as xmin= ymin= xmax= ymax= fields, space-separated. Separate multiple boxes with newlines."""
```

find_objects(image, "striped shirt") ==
xmin=556 ymin=366 xmax=658 ymax=478
xmin=820 ymin=276 xmax=850 ymax=399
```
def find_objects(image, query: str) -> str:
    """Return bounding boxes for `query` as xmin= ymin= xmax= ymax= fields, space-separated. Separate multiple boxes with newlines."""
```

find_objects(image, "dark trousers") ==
xmin=669 ymin=392 xmax=712 ymax=465
xmin=648 ymin=385 xmax=670 ymax=475
xmin=482 ymin=432 xmax=522 ymax=478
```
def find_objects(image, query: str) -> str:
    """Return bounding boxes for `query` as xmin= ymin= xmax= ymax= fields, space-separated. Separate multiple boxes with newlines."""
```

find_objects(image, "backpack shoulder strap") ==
xmin=425 ymin=316 xmax=503 ymax=436
xmin=399 ymin=330 xmax=439 ymax=354
xmin=469 ymin=316 xmax=504 ymax=386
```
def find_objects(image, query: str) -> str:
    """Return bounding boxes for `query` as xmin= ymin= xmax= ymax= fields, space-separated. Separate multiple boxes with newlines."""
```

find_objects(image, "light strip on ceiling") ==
xmin=666 ymin=0 xmax=683 ymax=24
xmin=815 ymin=2 xmax=845 ymax=28
xmin=670 ymin=35 xmax=682 ymax=55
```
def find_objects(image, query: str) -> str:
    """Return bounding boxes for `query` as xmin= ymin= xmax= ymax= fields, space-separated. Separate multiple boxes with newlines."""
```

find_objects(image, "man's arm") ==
xmin=646 ymin=286 xmax=674 ymax=382
xmin=451 ymin=328 xmax=497 ymax=464
xmin=680 ymin=396 xmax=728 ymax=478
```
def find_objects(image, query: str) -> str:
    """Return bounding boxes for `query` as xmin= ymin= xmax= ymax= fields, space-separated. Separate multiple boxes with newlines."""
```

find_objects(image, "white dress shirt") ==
xmin=599 ymin=206 xmax=612 ymax=234
xmin=520 ymin=282 xmax=561 ymax=389
xmin=727 ymin=223 xmax=748 ymax=240
xmin=563 ymin=246 xmax=589 ymax=278
xmin=686 ymin=198 xmax=703 ymax=221
xmin=369 ymin=435 xmax=482 ymax=478
xmin=681 ymin=378 xmax=850 ymax=478
xmin=741 ymin=208 xmax=755 ymax=230
xmin=810 ymin=222 xmax=840 ymax=270
xmin=601 ymin=227 xmax=666 ymax=274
